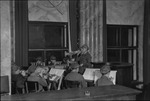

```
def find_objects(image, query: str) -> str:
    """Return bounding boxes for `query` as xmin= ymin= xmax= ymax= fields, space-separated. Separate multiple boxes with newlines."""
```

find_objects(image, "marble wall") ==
xmin=28 ymin=0 xmax=69 ymax=22
xmin=106 ymin=0 xmax=144 ymax=82
xmin=0 ymin=0 xmax=12 ymax=94
xmin=79 ymin=0 xmax=104 ymax=62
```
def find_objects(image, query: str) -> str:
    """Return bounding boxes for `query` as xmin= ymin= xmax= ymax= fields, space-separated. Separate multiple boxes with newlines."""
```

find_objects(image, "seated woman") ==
xmin=96 ymin=63 xmax=114 ymax=86
xmin=27 ymin=66 xmax=49 ymax=92
xmin=65 ymin=63 xmax=87 ymax=88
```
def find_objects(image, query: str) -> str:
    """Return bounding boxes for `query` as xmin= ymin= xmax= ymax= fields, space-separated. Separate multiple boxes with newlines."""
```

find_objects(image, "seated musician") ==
xmin=27 ymin=66 xmax=49 ymax=92
xmin=11 ymin=62 xmax=27 ymax=93
xmin=65 ymin=63 xmax=87 ymax=88
xmin=27 ymin=57 xmax=44 ymax=74
xmin=48 ymin=55 xmax=57 ymax=68
xmin=96 ymin=63 xmax=114 ymax=86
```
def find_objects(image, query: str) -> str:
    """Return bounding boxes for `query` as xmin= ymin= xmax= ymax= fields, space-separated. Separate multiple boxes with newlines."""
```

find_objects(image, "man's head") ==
xmin=50 ymin=56 xmax=56 ymax=64
xmin=36 ymin=57 xmax=43 ymax=66
xmin=43 ymin=66 xmax=49 ymax=74
xmin=100 ymin=64 xmax=111 ymax=75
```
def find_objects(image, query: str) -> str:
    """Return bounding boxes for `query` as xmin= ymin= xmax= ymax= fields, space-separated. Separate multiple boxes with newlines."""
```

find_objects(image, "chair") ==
xmin=25 ymin=81 xmax=39 ymax=93
xmin=0 ymin=75 xmax=9 ymax=95
xmin=65 ymin=80 xmax=80 ymax=89
xmin=11 ymin=81 xmax=25 ymax=94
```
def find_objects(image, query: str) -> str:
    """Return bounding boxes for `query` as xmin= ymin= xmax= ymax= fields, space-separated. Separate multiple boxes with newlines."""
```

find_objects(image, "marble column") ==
xmin=79 ymin=0 xmax=104 ymax=62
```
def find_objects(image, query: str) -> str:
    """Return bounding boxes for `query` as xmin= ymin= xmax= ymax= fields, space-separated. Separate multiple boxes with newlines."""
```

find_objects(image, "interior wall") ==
xmin=106 ymin=0 xmax=144 ymax=82
xmin=0 ymin=0 xmax=12 ymax=94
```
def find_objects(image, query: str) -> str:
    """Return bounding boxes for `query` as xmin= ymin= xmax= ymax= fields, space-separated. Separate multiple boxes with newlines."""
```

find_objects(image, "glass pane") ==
xmin=121 ymin=28 xmax=130 ymax=47
xmin=29 ymin=24 xmax=45 ymax=49
xmin=107 ymin=49 xmax=120 ymax=62
xmin=107 ymin=27 xmax=119 ymax=47
xmin=29 ymin=22 xmax=68 ymax=49
xmin=44 ymin=25 xmax=65 ymax=48
xmin=128 ymin=29 xmax=133 ymax=47
xmin=121 ymin=49 xmax=133 ymax=63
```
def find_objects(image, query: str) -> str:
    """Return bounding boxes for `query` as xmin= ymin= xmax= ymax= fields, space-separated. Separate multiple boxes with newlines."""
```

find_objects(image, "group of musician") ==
xmin=11 ymin=44 xmax=113 ymax=94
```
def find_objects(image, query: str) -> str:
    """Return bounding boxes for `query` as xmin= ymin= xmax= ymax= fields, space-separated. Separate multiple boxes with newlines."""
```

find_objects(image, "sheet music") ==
xmin=83 ymin=69 xmax=117 ymax=85
xmin=83 ymin=68 xmax=100 ymax=81
xmin=109 ymin=71 xmax=117 ymax=85
xmin=49 ymin=68 xmax=65 ymax=81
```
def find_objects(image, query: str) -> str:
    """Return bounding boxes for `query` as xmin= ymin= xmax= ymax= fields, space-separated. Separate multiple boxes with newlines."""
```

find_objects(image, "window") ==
xmin=28 ymin=21 xmax=69 ymax=65
xmin=107 ymin=25 xmax=138 ymax=80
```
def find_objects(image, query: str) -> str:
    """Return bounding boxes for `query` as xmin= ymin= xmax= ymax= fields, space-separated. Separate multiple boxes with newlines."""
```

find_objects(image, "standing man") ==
xmin=76 ymin=44 xmax=92 ymax=75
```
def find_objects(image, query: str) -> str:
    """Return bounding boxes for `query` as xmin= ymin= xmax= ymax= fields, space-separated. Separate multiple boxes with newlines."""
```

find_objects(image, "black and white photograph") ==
xmin=0 ymin=0 xmax=150 ymax=100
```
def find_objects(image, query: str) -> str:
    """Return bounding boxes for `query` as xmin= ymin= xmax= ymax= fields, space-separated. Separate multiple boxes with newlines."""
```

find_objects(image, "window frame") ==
xmin=106 ymin=24 xmax=139 ymax=80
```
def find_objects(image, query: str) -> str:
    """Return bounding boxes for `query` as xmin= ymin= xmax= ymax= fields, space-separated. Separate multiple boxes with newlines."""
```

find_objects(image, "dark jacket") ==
xmin=65 ymin=72 xmax=87 ymax=87
xmin=76 ymin=52 xmax=92 ymax=74
xmin=96 ymin=75 xmax=114 ymax=86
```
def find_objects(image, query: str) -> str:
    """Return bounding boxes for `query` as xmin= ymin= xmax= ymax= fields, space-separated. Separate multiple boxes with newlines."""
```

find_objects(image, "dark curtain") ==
xmin=69 ymin=0 xmax=79 ymax=51
xmin=143 ymin=0 xmax=150 ymax=85
xmin=15 ymin=0 xmax=28 ymax=66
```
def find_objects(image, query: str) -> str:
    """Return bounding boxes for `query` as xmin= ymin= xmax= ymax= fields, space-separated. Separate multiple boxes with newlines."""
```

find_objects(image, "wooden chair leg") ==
xmin=35 ymin=82 xmax=38 ymax=92
xmin=25 ymin=82 xmax=29 ymax=93
xmin=22 ymin=88 xmax=25 ymax=94
xmin=57 ymin=76 xmax=63 ymax=90
xmin=26 ymin=81 xmax=39 ymax=93
xmin=48 ymin=83 xmax=52 ymax=91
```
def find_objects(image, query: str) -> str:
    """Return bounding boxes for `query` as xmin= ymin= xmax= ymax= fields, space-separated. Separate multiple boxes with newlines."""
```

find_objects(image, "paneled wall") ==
xmin=79 ymin=0 xmax=104 ymax=62
xmin=106 ymin=0 xmax=144 ymax=82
